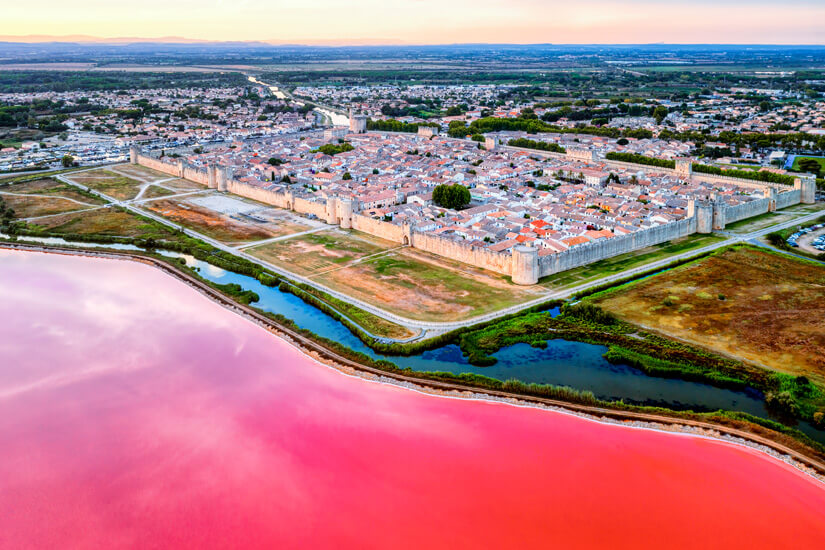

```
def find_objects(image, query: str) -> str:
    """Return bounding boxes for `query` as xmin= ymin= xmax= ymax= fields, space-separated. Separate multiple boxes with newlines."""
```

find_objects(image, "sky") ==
xmin=1 ymin=0 xmax=824 ymax=45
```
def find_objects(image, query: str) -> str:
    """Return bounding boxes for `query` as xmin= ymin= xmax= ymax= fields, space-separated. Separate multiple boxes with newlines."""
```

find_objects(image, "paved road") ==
xmin=52 ymin=166 xmax=825 ymax=338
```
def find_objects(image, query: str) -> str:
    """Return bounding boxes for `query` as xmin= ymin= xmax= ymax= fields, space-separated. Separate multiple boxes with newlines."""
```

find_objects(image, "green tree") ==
xmin=61 ymin=155 xmax=74 ymax=168
xmin=432 ymin=184 xmax=471 ymax=209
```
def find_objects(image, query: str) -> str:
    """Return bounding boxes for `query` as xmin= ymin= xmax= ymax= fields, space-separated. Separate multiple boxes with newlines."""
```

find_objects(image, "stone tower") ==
xmin=511 ymin=245 xmax=539 ymax=286
xmin=217 ymin=166 xmax=232 ymax=192
xmin=325 ymin=197 xmax=339 ymax=225
xmin=207 ymin=164 xmax=217 ymax=189
xmin=129 ymin=146 xmax=139 ymax=164
xmin=795 ymin=174 xmax=816 ymax=204
xmin=675 ymin=158 xmax=693 ymax=179
xmin=688 ymin=199 xmax=713 ymax=234
xmin=712 ymin=200 xmax=727 ymax=231
xmin=338 ymin=197 xmax=356 ymax=229
xmin=349 ymin=107 xmax=367 ymax=134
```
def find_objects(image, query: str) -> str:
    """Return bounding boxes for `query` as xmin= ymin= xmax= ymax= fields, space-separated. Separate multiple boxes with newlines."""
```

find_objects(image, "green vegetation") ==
xmin=508 ymin=138 xmax=566 ymax=154
xmin=792 ymin=156 xmax=825 ymax=178
xmin=366 ymin=119 xmax=439 ymax=133
xmin=432 ymin=183 xmax=470 ymax=209
xmin=605 ymin=152 xmax=676 ymax=169
xmin=313 ymin=141 xmax=355 ymax=156
xmin=691 ymin=163 xmax=796 ymax=185
xmin=212 ymin=282 xmax=260 ymax=305
xmin=0 ymin=71 xmax=247 ymax=93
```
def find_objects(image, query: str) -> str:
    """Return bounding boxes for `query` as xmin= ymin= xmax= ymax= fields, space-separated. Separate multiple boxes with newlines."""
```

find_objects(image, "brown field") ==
xmin=595 ymin=246 xmax=825 ymax=381
xmin=313 ymin=247 xmax=545 ymax=322
xmin=0 ymin=195 xmax=96 ymax=218
xmin=65 ymin=170 xmax=144 ymax=201
xmin=0 ymin=178 xmax=105 ymax=217
xmin=30 ymin=207 xmax=177 ymax=239
xmin=247 ymin=229 xmax=398 ymax=276
xmin=143 ymin=199 xmax=287 ymax=244
xmin=1 ymin=178 xmax=105 ymax=203
xmin=140 ymin=186 xmax=176 ymax=200
xmin=161 ymin=178 xmax=205 ymax=191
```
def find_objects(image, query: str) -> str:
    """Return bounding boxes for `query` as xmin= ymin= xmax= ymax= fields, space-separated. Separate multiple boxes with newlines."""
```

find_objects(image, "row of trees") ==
xmin=508 ymin=138 xmax=566 ymax=154
xmin=605 ymin=152 xmax=676 ymax=169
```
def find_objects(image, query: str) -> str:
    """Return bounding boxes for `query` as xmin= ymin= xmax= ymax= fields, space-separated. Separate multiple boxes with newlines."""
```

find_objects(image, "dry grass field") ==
xmin=249 ymin=228 xmax=545 ymax=321
xmin=30 ymin=207 xmax=177 ymax=239
xmin=595 ymin=246 xmax=825 ymax=382
xmin=0 ymin=178 xmax=105 ymax=217
xmin=64 ymin=169 xmax=145 ymax=201
xmin=248 ymin=229 xmax=398 ymax=276
xmin=316 ymin=249 xmax=543 ymax=322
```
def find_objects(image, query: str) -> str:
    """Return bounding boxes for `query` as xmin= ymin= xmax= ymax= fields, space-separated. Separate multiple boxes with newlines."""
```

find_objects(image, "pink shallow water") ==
xmin=0 ymin=250 xmax=824 ymax=549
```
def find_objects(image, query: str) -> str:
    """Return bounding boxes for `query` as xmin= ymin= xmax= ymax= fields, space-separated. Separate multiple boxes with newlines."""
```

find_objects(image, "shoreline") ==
xmin=3 ymin=240 xmax=824 ymax=485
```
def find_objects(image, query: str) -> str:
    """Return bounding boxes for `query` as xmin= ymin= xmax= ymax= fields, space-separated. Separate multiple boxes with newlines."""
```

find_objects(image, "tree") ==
xmin=797 ymin=158 xmax=822 ymax=177
xmin=61 ymin=155 xmax=74 ymax=168
xmin=342 ymin=172 xmax=352 ymax=180
xmin=432 ymin=184 xmax=471 ymax=210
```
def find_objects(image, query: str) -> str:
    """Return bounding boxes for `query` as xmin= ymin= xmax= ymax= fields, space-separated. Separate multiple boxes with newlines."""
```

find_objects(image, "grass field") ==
xmin=594 ymin=246 xmax=825 ymax=382
xmin=141 ymin=185 xmax=177 ymax=200
xmin=725 ymin=203 xmax=825 ymax=234
xmin=29 ymin=207 xmax=179 ymax=240
xmin=0 ymin=178 xmax=105 ymax=218
xmin=791 ymin=156 xmax=825 ymax=176
xmin=248 ymin=229 xmax=398 ymax=276
xmin=65 ymin=169 xmax=145 ymax=201
xmin=540 ymin=233 xmax=726 ymax=291
xmin=313 ymin=247 xmax=545 ymax=322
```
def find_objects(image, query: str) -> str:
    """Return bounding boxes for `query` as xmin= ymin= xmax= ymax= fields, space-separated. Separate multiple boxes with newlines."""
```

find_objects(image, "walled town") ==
xmin=131 ymin=113 xmax=816 ymax=284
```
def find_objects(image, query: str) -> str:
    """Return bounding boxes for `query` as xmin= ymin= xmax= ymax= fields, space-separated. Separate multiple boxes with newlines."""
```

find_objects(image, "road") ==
xmin=52 ymin=166 xmax=824 ymax=339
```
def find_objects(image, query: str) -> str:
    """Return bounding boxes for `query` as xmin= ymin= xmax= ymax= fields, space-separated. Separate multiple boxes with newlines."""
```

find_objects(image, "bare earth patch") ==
xmin=314 ymin=247 xmax=544 ymax=322
xmin=248 ymin=229 xmax=397 ymax=276
xmin=143 ymin=199 xmax=281 ymax=244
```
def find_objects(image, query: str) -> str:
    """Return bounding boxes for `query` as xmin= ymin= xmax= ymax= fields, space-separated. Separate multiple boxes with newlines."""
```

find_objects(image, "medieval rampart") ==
xmin=538 ymin=218 xmax=695 ymax=277
xmin=132 ymin=150 xmax=811 ymax=286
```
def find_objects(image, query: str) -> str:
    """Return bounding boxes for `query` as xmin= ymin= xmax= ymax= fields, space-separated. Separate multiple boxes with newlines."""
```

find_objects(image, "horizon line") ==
xmin=2 ymin=35 xmax=825 ymax=48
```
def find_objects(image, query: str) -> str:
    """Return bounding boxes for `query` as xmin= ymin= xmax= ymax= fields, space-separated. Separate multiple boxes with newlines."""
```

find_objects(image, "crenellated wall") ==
xmin=776 ymin=189 xmax=802 ymax=210
xmin=410 ymin=232 xmax=514 ymax=276
xmin=182 ymin=165 xmax=208 ymax=185
xmin=132 ymin=151 xmax=810 ymax=286
xmin=724 ymin=197 xmax=771 ymax=225
xmin=351 ymin=214 xmax=406 ymax=243
xmin=538 ymin=218 xmax=695 ymax=277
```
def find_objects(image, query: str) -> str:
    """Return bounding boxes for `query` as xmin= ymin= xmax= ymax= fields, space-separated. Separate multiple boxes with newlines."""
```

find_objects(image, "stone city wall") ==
xmin=350 ymin=214 xmax=406 ymax=243
xmin=776 ymin=189 xmax=802 ymax=210
xmin=538 ymin=217 xmax=695 ymax=277
xmin=133 ymin=152 xmax=807 ymax=285
xmin=723 ymin=197 xmax=772 ymax=225
xmin=135 ymin=153 xmax=179 ymax=176
xmin=410 ymin=232 xmax=513 ymax=276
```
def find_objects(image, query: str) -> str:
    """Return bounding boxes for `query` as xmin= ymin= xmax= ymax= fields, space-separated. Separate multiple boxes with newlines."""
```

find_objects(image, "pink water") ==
xmin=0 ymin=249 xmax=824 ymax=549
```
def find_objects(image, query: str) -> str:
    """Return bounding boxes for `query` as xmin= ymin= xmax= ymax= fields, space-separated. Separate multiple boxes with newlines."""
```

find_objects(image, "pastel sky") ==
xmin=2 ymin=0 xmax=824 ymax=44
